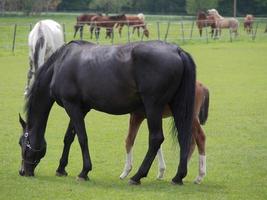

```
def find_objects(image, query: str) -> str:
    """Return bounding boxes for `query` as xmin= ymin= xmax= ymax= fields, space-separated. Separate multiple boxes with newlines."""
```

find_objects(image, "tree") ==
xmin=58 ymin=0 xmax=92 ymax=11
xmin=186 ymin=0 xmax=219 ymax=15
xmin=89 ymin=0 xmax=128 ymax=14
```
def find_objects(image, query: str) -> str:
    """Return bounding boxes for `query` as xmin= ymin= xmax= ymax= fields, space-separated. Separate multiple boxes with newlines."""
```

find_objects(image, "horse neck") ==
xmin=27 ymin=66 xmax=54 ymax=147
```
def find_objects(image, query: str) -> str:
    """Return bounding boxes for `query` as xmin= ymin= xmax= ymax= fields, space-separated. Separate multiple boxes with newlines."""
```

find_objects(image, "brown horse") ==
xmin=208 ymin=9 xmax=239 ymax=37
xmin=120 ymin=81 xmax=210 ymax=184
xmin=73 ymin=13 xmax=102 ymax=38
xmin=116 ymin=13 xmax=149 ymax=38
xmin=244 ymin=14 xmax=254 ymax=34
xmin=90 ymin=14 xmax=127 ymax=39
xmin=196 ymin=11 xmax=217 ymax=37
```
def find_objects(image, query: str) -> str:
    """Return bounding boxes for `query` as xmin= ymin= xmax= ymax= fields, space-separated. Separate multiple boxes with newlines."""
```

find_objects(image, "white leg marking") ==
xmin=119 ymin=149 xmax=133 ymax=179
xmin=157 ymin=148 xmax=166 ymax=180
xmin=194 ymin=154 xmax=206 ymax=184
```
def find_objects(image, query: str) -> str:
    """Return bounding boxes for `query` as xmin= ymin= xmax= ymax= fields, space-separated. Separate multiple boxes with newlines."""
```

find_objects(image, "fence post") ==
xmin=62 ymin=23 xmax=66 ymax=43
xmin=205 ymin=21 xmax=209 ymax=43
xmin=164 ymin=21 xmax=170 ymax=42
xmin=180 ymin=19 xmax=185 ymax=44
xmin=12 ymin=24 xmax=17 ymax=52
xmin=229 ymin=28 xmax=233 ymax=42
xmin=157 ymin=21 xmax=160 ymax=40
xmin=252 ymin=22 xmax=259 ymax=41
xmin=190 ymin=21 xmax=194 ymax=39
xmin=127 ymin=21 xmax=130 ymax=43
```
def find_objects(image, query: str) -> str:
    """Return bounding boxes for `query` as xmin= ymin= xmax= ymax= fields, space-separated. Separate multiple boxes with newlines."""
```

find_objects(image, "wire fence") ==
xmin=0 ymin=19 xmax=267 ymax=53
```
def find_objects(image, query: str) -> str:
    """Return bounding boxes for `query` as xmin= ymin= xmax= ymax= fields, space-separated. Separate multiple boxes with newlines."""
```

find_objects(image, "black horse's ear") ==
xmin=19 ymin=113 xmax=26 ymax=130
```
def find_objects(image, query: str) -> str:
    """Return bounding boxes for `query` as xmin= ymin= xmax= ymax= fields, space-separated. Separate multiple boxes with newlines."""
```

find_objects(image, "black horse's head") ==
xmin=18 ymin=114 xmax=47 ymax=177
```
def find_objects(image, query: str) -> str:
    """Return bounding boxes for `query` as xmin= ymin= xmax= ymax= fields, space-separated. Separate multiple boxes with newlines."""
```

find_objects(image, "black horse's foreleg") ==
xmin=56 ymin=121 xmax=75 ymax=176
xmin=63 ymin=101 xmax=91 ymax=181
xmin=130 ymin=105 xmax=164 ymax=184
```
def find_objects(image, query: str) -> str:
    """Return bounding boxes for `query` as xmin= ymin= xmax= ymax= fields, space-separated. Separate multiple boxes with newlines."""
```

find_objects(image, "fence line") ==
xmin=0 ymin=19 xmax=266 ymax=52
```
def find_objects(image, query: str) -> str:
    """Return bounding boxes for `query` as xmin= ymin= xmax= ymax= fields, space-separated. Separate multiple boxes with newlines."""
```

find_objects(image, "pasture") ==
xmin=0 ymin=14 xmax=267 ymax=200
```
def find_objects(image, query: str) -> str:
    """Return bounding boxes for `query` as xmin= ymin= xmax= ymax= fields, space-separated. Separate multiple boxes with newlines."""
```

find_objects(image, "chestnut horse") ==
xmin=244 ymin=14 xmax=254 ymax=34
xmin=120 ymin=81 xmax=209 ymax=184
xmin=196 ymin=11 xmax=217 ymax=37
xmin=73 ymin=13 xmax=102 ymax=38
xmin=208 ymin=9 xmax=239 ymax=37
xmin=90 ymin=14 xmax=127 ymax=39
xmin=116 ymin=13 xmax=149 ymax=38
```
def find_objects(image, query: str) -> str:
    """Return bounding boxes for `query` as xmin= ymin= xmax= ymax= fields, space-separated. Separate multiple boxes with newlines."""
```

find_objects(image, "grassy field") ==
xmin=0 ymin=14 xmax=267 ymax=200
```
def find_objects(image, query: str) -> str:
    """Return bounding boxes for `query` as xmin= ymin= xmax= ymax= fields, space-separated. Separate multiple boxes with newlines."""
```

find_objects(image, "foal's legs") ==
xmin=56 ymin=121 xmax=75 ymax=176
xmin=193 ymin=120 xmax=206 ymax=184
xmin=62 ymin=101 xmax=92 ymax=180
xmin=130 ymin=104 xmax=164 ymax=185
xmin=120 ymin=113 xmax=166 ymax=180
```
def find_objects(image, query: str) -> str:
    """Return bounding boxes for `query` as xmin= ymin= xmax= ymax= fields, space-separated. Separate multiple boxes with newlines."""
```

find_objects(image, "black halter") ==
xmin=22 ymin=132 xmax=46 ymax=165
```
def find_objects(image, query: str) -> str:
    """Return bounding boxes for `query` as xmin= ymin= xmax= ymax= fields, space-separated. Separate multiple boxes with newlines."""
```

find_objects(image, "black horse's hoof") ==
xmin=171 ymin=180 xmax=184 ymax=185
xmin=56 ymin=170 xmax=68 ymax=177
xmin=76 ymin=175 xmax=89 ymax=181
xmin=128 ymin=179 xmax=141 ymax=185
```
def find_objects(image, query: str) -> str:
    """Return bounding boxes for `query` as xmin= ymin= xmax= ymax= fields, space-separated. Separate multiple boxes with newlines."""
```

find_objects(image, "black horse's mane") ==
xmin=24 ymin=40 xmax=96 ymax=121
xmin=24 ymin=43 xmax=67 ymax=121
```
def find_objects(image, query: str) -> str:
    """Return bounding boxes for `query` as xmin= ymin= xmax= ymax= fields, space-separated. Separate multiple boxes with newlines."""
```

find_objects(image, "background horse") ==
xmin=73 ymin=13 xmax=102 ymax=38
xmin=116 ymin=13 xmax=149 ymax=38
xmin=18 ymin=40 xmax=196 ymax=186
xmin=25 ymin=19 xmax=64 ymax=95
xmin=196 ymin=11 xmax=217 ymax=37
xmin=244 ymin=14 xmax=254 ymax=34
xmin=90 ymin=14 xmax=127 ymax=39
xmin=208 ymin=9 xmax=239 ymax=37
xmin=120 ymin=81 xmax=209 ymax=184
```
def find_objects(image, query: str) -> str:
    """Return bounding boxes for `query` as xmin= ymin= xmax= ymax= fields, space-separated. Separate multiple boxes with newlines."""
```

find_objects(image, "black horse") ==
xmin=19 ymin=40 xmax=196 ymax=185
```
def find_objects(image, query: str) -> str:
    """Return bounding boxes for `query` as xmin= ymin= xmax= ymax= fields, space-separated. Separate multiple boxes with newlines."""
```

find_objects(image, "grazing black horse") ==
xmin=19 ymin=40 xmax=196 ymax=185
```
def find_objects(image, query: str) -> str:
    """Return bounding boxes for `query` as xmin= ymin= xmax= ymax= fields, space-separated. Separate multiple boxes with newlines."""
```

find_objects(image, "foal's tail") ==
xmin=199 ymin=86 xmax=210 ymax=125
xmin=169 ymin=48 xmax=196 ymax=183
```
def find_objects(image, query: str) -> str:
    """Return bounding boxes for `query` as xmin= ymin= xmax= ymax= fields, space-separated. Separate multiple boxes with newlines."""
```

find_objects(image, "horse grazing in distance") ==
xmin=196 ymin=11 xmax=217 ymax=38
xmin=73 ymin=13 xmax=102 ymax=38
xmin=91 ymin=14 xmax=127 ymax=39
xmin=25 ymin=19 xmax=64 ymax=95
xmin=120 ymin=81 xmax=210 ymax=184
xmin=244 ymin=14 xmax=254 ymax=34
xmin=18 ymin=40 xmax=196 ymax=186
xmin=208 ymin=9 xmax=239 ymax=37
xmin=116 ymin=13 xmax=149 ymax=38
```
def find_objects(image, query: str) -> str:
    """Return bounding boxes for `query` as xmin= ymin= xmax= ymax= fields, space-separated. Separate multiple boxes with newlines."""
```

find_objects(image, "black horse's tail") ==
xmin=169 ymin=49 xmax=196 ymax=183
xmin=199 ymin=86 xmax=210 ymax=125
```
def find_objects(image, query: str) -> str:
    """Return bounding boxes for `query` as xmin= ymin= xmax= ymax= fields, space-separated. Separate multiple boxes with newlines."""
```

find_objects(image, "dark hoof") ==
xmin=171 ymin=180 xmax=183 ymax=185
xmin=128 ymin=179 xmax=141 ymax=185
xmin=76 ymin=176 xmax=89 ymax=181
xmin=19 ymin=170 xmax=25 ymax=176
xmin=56 ymin=170 xmax=68 ymax=177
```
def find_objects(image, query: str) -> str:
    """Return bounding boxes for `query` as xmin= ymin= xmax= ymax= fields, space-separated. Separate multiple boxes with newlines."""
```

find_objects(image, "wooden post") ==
xmin=190 ymin=21 xmax=194 ymax=39
xmin=157 ymin=21 xmax=160 ymax=40
xmin=205 ymin=21 xmax=209 ymax=43
xmin=12 ymin=24 xmax=17 ymax=52
xmin=229 ymin=28 xmax=233 ymax=42
xmin=180 ymin=20 xmax=185 ymax=44
xmin=252 ymin=22 xmax=259 ymax=41
xmin=62 ymin=23 xmax=66 ymax=43
xmin=164 ymin=21 xmax=170 ymax=42
xmin=127 ymin=21 xmax=130 ymax=43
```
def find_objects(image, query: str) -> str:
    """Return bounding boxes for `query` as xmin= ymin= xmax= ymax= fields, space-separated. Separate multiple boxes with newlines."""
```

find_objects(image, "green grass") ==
xmin=0 ymin=14 xmax=267 ymax=200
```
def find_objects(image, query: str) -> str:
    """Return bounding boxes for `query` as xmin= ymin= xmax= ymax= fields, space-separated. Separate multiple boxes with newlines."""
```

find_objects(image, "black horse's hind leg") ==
xmin=62 ymin=101 xmax=91 ymax=181
xmin=130 ymin=104 xmax=164 ymax=184
xmin=56 ymin=121 xmax=75 ymax=176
